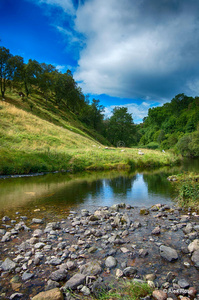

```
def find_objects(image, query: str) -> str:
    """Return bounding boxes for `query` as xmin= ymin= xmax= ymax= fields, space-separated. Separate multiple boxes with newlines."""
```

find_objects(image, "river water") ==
xmin=0 ymin=158 xmax=198 ymax=220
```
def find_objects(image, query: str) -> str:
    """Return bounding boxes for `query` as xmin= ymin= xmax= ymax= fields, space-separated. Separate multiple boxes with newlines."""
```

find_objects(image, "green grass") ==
xmin=66 ymin=279 xmax=153 ymax=300
xmin=168 ymin=172 xmax=199 ymax=210
xmin=0 ymin=97 xmax=181 ymax=175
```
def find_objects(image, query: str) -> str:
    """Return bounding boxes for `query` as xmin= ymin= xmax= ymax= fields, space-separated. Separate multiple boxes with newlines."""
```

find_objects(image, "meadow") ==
xmin=0 ymin=101 xmax=181 ymax=175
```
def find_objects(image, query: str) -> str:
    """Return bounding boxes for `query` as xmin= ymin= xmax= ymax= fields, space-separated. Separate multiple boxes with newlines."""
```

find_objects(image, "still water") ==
xmin=0 ymin=158 xmax=198 ymax=219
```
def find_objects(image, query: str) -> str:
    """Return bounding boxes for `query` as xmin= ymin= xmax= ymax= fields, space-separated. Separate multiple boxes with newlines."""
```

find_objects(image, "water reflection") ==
xmin=0 ymin=157 xmax=199 ymax=217
xmin=0 ymin=169 xmax=176 ymax=218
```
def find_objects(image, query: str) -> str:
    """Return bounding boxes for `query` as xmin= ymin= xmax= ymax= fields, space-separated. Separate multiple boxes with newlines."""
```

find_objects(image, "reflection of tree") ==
xmin=107 ymin=175 xmax=136 ymax=196
xmin=142 ymin=173 xmax=174 ymax=197
xmin=36 ymin=179 xmax=104 ymax=207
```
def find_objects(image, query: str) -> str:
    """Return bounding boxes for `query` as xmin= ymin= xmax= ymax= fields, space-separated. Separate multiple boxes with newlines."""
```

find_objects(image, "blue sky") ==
xmin=1 ymin=0 xmax=199 ymax=123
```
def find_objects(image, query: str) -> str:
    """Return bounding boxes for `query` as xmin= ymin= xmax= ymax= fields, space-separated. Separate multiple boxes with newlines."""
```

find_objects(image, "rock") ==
xmin=46 ymin=279 xmax=60 ymax=291
xmin=64 ymin=273 xmax=86 ymax=290
xmin=34 ymin=242 xmax=45 ymax=249
xmin=140 ymin=208 xmax=149 ymax=215
xmin=2 ymin=216 xmax=10 ymax=222
xmin=188 ymin=239 xmax=199 ymax=252
xmin=80 ymin=260 xmax=102 ymax=276
xmin=32 ymin=218 xmax=44 ymax=224
xmin=160 ymin=245 xmax=178 ymax=261
xmin=105 ymin=256 xmax=117 ymax=268
xmin=123 ymin=267 xmax=137 ymax=277
xmin=145 ymin=274 xmax=156 ymax=281
xmin=152 ymin=226 xmax=161 ymax=235
xmin=22 ymin=271 xmax=34 ymax=281
xmin=178 ymin=279 xmax=190 ymax=288
xmin=139 ymin=249 xmax=148 ymax=257
xmin=120 ymin=247 xmax=130 ymax=253
xmin=191 ymin=249 xmax=199 ymax=268
xmin=32 ymin=229 xmax=43 ymax=237
xmin=10 ymin=293 xmax=23 ymax=299
xmin=152 ymin=290 xmax=167 ymax=300
xmin=115 ymin=268 xmax=123 ymax=278
xmin=48 ymin=258 xmax=62 ymax=266
xmin=80 ymin=286 xmax=90 ymax=296
xmin=183 ymin=223 xmax=193 ymax=234
xmin=1 ymin=258 xmax=17 ymax=271
xmin=1 ymin=231 xmax=12 ymax=242
xmin=188 ymin=287 xmax=197 ymax=297
xmin=50 ymin=269 xmax=67 ymax=281
xmin=32 ymin=288 xmax=64 ymax=300
xmin=87 ymin=246 xmax=97 ymax=253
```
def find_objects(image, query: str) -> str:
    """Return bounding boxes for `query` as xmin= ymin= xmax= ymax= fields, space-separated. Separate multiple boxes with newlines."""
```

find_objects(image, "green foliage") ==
xmin=169 ymin=173 xmax=199 ymax=209
xmin=105 ymin=107 xmax=136 ymax=147
xmin=140 ymin=93 xmax=199 ymax=156
xmin=176 ymin=131 xmax=199 ymax=157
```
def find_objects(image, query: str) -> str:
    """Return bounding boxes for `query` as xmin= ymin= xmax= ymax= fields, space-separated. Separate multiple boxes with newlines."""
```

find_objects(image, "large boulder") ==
xmin=32 ymin=288 xmax=63 ymax=300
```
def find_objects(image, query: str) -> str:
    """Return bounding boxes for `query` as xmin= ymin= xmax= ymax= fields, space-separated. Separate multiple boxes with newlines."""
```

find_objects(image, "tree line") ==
xmin=0 ymin=45 xmax=137 ymax=146
xmin=138 ymin=93 xmax=199 ymax=157
xmin=1 ymin=45 xmax=199 ymax=156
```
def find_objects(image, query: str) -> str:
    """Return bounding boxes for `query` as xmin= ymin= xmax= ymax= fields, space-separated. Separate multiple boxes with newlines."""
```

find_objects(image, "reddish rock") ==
xmin=152 ymin=290 xmax=167 ymax=300
xmin=32 ymin=288 xmax=64 ymax=300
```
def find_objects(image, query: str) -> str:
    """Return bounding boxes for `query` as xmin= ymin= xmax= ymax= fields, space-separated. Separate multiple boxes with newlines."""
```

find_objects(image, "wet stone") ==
xmin=1 ymin=258 xmax=17 ymax=271
xmin=160 ymin=245 xmax=178 ymax=261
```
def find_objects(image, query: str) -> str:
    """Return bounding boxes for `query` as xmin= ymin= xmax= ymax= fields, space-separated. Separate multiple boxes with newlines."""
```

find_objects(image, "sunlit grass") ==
xmin=0 ymin=101 xmax=181 ymax=175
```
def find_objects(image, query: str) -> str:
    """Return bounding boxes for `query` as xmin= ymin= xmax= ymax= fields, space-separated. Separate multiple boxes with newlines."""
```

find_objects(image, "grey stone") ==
xmin=1 ymin=258 xmax=17 ymax=271
xmin=32 ymin=218 xmax=44 ymax=224
xmin=105 ymin=256 xmax=117 ymax=268
xmin=22 ymin=271 xmax=34 ymax=281
xmin=48 ymin=258 xmax=62 ymax=266
xmin=152 ymin=226 xmax=161 ymax=235
xmin=64 ymin=273 xmax=86 ymax=290
xmin=32 ymin=229 xmax=43 ymax=237
xmin=80 ymin=260 xmax=102 ymax=276
xmin=50 ymin=269 xmax=67 ymax=281
xmin=123 ymin=267 xmax=137 ymax=276
xmin=188 ymin=239 xmax=199 ymax=253
xmin=191 ymin=249 xmax=199 ymax=268
xmin=178 ymin=279 xmax=190 ymax=288
xmin=10 ymin=293 xmax=23 ymax=299
xmin=80 ymin=286 xmax=90 ymax=296
xmin=160 ymin=245 xmax=178 ymax=261
xmin=2 ymin=216 xmax=10 ymax=222
xmin=34 ymin=242 xmax=45 ymax=249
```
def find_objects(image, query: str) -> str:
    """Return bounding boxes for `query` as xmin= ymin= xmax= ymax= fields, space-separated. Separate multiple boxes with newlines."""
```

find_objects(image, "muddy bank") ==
xmin=0 ymin=203 xmax=199 ymax=299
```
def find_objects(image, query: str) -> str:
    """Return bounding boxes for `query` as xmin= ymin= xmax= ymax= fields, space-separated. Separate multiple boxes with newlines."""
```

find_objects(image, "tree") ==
xmin=0 ymin=46 xmax=12 ymax=97
xmin=106 ymin=107 xmax=136 ymax=147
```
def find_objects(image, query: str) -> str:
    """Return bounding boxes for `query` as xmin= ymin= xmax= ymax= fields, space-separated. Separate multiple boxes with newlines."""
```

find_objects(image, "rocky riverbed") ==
xmin=0 ymin=203 xmax=199 ymax=300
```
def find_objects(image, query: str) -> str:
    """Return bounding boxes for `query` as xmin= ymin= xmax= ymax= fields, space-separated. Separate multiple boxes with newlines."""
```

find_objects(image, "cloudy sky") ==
xmin=1 ymin=0 xmax=199 ymax=123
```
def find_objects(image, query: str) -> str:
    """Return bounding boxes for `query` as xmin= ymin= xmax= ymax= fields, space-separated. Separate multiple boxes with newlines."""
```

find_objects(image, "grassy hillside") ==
xmin=0 ymin=92 xmax=181 ymax=175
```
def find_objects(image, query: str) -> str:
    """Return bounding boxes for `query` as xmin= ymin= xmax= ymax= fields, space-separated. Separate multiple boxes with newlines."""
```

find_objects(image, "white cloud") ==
xmin=104 ymin=101 xmax=157 ymax=124
xmin=73 ymin=0 xmax=199 ymax=101
xmin=38 ymin=0 xmax=75 ymax=14
xmin=56 ymin=65 xmax=66 ymax=71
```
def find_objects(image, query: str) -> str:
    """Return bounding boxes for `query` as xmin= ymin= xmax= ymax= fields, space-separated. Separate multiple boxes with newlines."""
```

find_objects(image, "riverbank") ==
xmin=0 ymin=146 xmax=181 ymax=176
xmin=168 ymin=173 xmax=199 ymax=210
xmin=0 ymin=203 xmax=199 ymax=299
